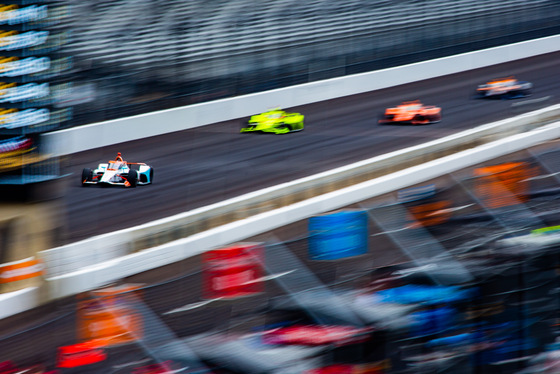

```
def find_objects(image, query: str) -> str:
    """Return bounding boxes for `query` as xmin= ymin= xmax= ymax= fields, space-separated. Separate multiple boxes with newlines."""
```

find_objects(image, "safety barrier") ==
xmin=0 ymin=287 xmax=40 ymax=320
xmin=42 ymin=35 xmax=560 ymax=157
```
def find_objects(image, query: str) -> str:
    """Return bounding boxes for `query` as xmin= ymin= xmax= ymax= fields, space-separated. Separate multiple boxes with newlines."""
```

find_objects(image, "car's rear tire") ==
xmin=81 ymin=168 xmax=92 ymax=186
xmin=428 ymin=113 xmax=442 ymax=123
xmin=412 ymin=114 xmax=426 ymax=125
xmin=127 ymin=170 xmax=138 ymax=188
xmin=517 ymin=89 xmax=532 ymax=98
xmin=293 ymin=122 xmax=304 ymax=131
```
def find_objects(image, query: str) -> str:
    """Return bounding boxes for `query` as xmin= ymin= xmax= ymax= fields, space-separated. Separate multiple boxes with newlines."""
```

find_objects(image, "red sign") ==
xmin=132 ymin=361 xmax=176 ymax=374
xmin=56 ymin=341 xmax=106 ymax=368
xmin=307 ymin=365 xmax=355 ymax=374
xmin=202 ymin=243 xmax=264 ymax=299
xmin=306 ymin=363 xmax=386 ymax=374
xmin=262 ymin=325 xmax=373 ymax=346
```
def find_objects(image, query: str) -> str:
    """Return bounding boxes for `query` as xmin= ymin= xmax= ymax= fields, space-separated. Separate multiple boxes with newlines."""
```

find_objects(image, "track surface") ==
xmin=61 ymin=52 xmax=560 ymax=244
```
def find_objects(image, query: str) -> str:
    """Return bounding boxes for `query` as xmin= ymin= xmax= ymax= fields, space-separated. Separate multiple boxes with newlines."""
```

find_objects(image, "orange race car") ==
xmin=475 ymin=76 xmax=532 ymax=99
xmin=378 ymin=100 xmax=441 ymax=125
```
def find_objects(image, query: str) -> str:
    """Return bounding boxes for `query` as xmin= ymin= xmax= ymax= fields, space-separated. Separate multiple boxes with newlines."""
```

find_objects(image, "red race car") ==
xmin=378 ymin=100 xmax=441 ymax=125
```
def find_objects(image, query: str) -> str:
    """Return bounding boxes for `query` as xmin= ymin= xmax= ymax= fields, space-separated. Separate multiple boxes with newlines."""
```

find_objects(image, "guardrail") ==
xmin=0 ymin=287 xmax=40 ymax=320
xmin=44 ymin=119 xmax=560 ymax=299
xmin=42 ymin=35 xmax=560 ymax=157
xmin=39 ymin=104 xmax=560 ymax=280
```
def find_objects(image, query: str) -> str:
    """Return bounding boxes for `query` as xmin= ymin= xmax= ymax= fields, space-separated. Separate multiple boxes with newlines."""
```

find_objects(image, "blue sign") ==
xmin=308 ymin=210 xmax=368 ymax=260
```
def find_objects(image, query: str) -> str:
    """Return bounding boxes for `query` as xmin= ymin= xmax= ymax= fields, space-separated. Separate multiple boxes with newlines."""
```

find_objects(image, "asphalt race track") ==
xmin=60 ymin=52 xmax=560 ymax=244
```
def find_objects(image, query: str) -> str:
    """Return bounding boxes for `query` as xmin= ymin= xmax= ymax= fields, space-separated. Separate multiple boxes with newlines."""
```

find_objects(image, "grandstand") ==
xmin=61 ymin=0 xmax=560 ymax=123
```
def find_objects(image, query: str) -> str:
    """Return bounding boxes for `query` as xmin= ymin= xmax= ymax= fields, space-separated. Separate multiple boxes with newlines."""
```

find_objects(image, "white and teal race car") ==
xmin=81 ymin=153 xmax=153 ymax=188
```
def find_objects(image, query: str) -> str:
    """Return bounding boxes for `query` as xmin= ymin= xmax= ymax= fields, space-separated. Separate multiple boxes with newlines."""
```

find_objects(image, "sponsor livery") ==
xmin=379 ymin=100 xmax=441 ymax=125
xmin=82 ymin=152 xmax=153 ymax=188
xmin=0 ymin=108 xmax=49 ymax=128
xmin=0 ymin=4 xmax=48 ymax=25
xmin=0 ymin=82 xmax=49 ymax=103
xmin=0 ymin=30 xmax=49 ymax=51
xmin=476 ymin=76 xmax=532 ymax=99
xmin=0 ymin=135 xmax=32 ymax=153
xmin=241 ymin=108 xmax=304 ymax=134
xmin=0 ymin=56 xmax=50 ymax=77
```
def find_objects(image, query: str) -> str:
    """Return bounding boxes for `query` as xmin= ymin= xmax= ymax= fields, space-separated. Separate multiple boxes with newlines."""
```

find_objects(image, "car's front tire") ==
xmin=81 ymin=168 xmax=92 ymax=186
xmin=127 ymin=170 xmax=138 ymax=187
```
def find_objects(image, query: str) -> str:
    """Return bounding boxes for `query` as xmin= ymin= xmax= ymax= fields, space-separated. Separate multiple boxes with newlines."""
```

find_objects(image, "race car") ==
xmin=378 ymin=100 xmax=441 ymax=125
xmin=475 ymin=76 xmax=532 ymax=99
xmin=81 ymin=153 xmax=153 ymax=187
xmin=240 ymin=108 xmax=304 ymax=134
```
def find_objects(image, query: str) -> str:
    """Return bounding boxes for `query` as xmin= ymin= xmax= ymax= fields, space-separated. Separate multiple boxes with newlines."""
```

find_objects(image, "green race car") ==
xmin=240 ymin=108 xmax=304 ymax=134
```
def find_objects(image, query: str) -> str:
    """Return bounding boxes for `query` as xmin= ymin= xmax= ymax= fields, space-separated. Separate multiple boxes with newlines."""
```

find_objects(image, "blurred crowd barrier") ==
xmin=2 ymin=145 xmax=560 ymax=372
